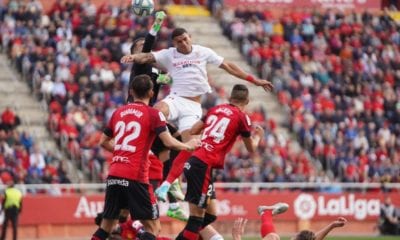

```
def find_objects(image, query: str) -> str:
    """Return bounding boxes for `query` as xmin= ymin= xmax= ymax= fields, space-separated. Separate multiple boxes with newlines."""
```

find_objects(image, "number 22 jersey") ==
xmin=104 ymin=102 xmax=167 ymax=183
xmin=193 ymin=103 xmax=252 ymax=169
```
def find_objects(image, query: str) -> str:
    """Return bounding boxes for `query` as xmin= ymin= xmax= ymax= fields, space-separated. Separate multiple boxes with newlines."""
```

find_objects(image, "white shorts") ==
xmin=162 ymin=94 xmax=202 ymax=131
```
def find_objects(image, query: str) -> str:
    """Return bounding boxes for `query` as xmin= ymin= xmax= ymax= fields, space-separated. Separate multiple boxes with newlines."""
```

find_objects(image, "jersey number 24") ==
xmin=201 ymin=115 xmax=231 ymax=144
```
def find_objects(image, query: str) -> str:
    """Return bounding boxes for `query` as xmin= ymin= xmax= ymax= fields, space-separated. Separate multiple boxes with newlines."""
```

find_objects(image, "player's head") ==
xmin=171 ymin=28 xmax=192 ymax=54
xmin=130 ymin=74 xmax=154 ymax=101
xmin=131 ymin=37 xmax=145 ymax=54
xmin=292 ymin=230 xmax=316 ymax=240
xmin=229 ymin=84 xmax=249 ymax=107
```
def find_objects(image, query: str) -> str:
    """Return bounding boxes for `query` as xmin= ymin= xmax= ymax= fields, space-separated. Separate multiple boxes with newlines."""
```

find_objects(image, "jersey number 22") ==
xmin=114 ymin=121 xmax=141 ymax=152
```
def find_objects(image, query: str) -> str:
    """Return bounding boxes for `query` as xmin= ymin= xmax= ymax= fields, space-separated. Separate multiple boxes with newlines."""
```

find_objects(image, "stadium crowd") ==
xmin=1 ymin=0 xmax=310 ymax=184
xmin=3 ymin=0 xmax=399 ymax=186
xmin=219 ymin=6 xmax=400 ymax=183
xmin=0 ymin=106 xmax=70 ymax=187
xmin=1 ymin=1 xmax=308 ymax=184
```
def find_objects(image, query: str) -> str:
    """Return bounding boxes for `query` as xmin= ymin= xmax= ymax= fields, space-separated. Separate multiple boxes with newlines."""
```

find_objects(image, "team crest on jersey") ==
xmin=184 ymin=162 xmax=191 ymax=170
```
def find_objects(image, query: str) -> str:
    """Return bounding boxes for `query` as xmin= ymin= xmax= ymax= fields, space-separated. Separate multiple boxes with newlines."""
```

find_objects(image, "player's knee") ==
xmin=186 ymin=216 xmax=204 ymax=232
xmin=202 ymin=213 xmax=217 ymax=228
xmin=154 ymin=101 xmax=169 ymax=118
xmin=141 ymin=220 xmax=161 ymax=236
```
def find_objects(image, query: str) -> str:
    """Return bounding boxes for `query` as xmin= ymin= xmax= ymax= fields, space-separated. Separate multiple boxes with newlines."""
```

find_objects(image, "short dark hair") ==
xmin=130 ymin=74 xmax=153 ymax=99
xmin=171 ymin=28 xmax=188 ymax=39
xmin=130 ymin=37 xmax=145 ymax=54
xmin=230 ymin=84 xmax=249 ymax=103
xmin=293 ymin=230 xmax=316 ymax=240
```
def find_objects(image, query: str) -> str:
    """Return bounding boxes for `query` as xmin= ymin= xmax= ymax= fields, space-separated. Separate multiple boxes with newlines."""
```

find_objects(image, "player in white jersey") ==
xmin=121 ymin=28 xmax=273 ymax=141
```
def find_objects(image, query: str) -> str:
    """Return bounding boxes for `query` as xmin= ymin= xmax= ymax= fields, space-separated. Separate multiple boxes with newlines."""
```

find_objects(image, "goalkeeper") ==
xmin=127 ymin=10 xmax=172 ymax=105
xmin=126 ymin=11 xmax=188 ymax=222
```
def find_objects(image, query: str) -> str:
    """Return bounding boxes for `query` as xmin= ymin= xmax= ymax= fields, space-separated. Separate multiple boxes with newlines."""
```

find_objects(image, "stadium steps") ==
xmin=0 ymin=54 xmax=79 ymax=182
xmin=173 ymin=16 xmax=293 ymax=141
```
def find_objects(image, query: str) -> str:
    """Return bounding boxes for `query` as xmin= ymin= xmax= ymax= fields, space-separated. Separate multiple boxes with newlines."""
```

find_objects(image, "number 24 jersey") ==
xmin=193 ymin=103 xmax=252 ymax=169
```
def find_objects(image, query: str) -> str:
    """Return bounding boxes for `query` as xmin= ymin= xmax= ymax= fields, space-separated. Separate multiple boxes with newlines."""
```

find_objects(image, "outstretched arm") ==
xmin=242 ymin=125 xmax=264 ymax=153
xmin=219 ymin=60 xmax=274 ymax=92
xmin=121 ymin=53 xmax=156 ymax=64
xmin=315 ymin=217 xmax=347 ymax=240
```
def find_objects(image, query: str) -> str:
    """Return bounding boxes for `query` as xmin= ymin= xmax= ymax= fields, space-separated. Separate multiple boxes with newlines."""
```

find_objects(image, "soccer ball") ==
xmin=131 ymin=0 xmax=154 ymax=17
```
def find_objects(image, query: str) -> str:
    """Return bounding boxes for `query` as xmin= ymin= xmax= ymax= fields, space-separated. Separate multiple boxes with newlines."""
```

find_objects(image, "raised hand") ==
xmin=254 ymin=78 xmax=274 ymax=92
xmin=232 ymin=218 xmax=248 ymax=240
xmin=331 ymin=217 xmax=347 ymax=228
xmin=254 ymin=125 xmax=265 ymax=138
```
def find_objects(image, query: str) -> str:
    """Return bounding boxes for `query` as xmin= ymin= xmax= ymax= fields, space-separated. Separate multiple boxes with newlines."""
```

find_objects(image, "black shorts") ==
xmin=102 ymin=176 xmax=159 ymax=220
xmin=151 ymin=123 xmax=179 ymax=156
xmin=184 ymin=156 xmax=216 ymax=209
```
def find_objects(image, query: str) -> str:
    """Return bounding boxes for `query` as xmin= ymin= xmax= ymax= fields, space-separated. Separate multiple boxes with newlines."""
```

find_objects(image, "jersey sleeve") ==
xmin=205 ymin=47 xmax=224 ymax=66
xmin=240 ymin=113 xmax=252 ymax=138
xmin=153 ymin=48 xmax=170 ymax=70
xmin=151 ymin=109 xmax=167 ymax=135
xmin=142 ymin=33 xmax=156 ymax=53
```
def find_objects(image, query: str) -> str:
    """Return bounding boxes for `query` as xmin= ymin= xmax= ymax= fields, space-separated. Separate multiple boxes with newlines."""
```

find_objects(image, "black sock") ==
xmin=176 ymin=216 xmax=203 ymax=240
xmin=202 ymin=213 xmax=217 ymax=228
xmin=139 ymin=231 xmax=156 ymax=240
xmin=91 ymin=228 xmax=109 ymax=240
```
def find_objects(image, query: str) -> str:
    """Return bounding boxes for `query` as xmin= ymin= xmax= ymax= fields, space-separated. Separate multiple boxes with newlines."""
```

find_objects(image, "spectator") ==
xmin=0 ymin=107 xmax=20 ymax=131
xmin=219 ymin=6 xmax=400 ymax=184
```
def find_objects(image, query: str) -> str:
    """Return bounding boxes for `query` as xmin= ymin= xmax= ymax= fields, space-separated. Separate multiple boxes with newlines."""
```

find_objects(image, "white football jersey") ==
xmin=153 ymin=45 xmax=224 ymax=97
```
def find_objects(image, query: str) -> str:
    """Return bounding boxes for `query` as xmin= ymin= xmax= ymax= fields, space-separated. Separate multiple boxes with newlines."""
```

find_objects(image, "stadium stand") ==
xmin=7 ymin=0 xmax=400 ymax=185
xmin=218 ymin=6 xmax=400 ymax=183
xmin=2 ymin=0 xmax=315 ymax=184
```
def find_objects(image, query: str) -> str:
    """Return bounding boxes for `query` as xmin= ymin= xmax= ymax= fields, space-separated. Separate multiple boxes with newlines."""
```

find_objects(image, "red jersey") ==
xmin=148 ymin=151 xmax=163 ymax=181
xmin=193 ymin=104 xmax=252 ymax=169
xmin=104 ymin=102 xmax=167 ymax=183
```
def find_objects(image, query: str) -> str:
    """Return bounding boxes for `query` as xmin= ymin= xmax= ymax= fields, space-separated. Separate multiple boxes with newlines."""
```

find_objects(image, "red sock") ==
xmin=183 ymin=229 xmax=199 ymax=240
xmin=260 ymin=211 xmax=275 ymax=238
xmin=166 ymin=150 xmax=191 ymax=183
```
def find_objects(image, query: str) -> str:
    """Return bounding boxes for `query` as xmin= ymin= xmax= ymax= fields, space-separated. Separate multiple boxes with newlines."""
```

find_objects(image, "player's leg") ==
xmin=92 ymin=179 xmax=124 ymax=240
xmin=119 ymin=209 xmax=129 ymax=223
xmin=140 ymin=219 xmax=161 ymax=240
xmin=199 ymin=199 xmax=222 ymax=240
xmin=199 ymin=225 xmax=223 ymax=240
xmin=176 ymin=203 xmax=205 ymax=240
xmin=258 ymin=203 xmax=289 ymax=240
xmin=154 ymin=97 xmax=187 ymax=213
xmin=153 ymin=100 xmax=171 ymax=121
xmin=129 ymin=181 xmax=161 ymax=239
xmin=201 ymin=201 xmax=217 ymax=227
xmin=177 ymin=157 xmax=213 ymax=240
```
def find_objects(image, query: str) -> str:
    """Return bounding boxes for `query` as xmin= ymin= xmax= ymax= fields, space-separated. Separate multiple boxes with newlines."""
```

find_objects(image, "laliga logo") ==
xmin=294 ymin=193 xmax=380 ymax=220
